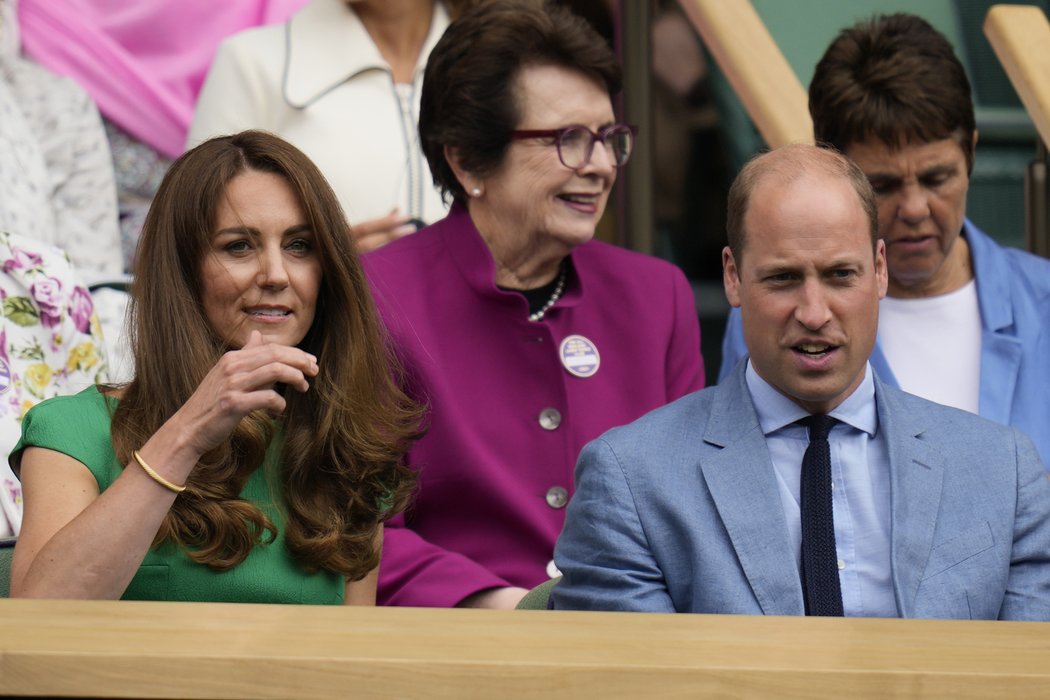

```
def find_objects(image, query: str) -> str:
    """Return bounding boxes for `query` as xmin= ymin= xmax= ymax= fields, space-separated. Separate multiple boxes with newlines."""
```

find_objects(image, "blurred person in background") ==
xmin=0 ymin=0 xmax=121 ymax=280
xmin=0 ymin=233 xmax=109 ymax=539
xmin=189 ymin=0 xmax=472 ymax=252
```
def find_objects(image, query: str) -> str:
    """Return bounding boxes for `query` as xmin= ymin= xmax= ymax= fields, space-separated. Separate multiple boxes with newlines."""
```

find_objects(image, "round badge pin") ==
xmin=0 ymin=358 xmax=11 ymax=395
xmin=559 ymin=334 xmax=600 ymax=378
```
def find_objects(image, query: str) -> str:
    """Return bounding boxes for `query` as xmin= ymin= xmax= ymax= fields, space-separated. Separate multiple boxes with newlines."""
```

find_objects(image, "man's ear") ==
xmin=444 ymin=145 xmax=481 ymax=195
xmin=874 ymin=239 xmax=888 ymax=299
xmin=723 ymin=246 xmax=742 ymax=308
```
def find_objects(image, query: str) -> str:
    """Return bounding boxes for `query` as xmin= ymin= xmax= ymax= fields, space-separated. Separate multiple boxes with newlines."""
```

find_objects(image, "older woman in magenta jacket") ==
xmin=363 ymin=1 xmax=705 ymax=609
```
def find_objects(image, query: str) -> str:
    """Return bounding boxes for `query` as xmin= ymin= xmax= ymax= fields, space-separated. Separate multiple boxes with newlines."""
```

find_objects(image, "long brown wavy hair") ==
xmin=111 ymin=130 xmax=420 ymax=579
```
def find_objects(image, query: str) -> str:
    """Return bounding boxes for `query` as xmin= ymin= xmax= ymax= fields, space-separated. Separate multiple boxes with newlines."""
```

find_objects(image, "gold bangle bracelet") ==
xmin=132 ymin=450 xmax=186 ymax=494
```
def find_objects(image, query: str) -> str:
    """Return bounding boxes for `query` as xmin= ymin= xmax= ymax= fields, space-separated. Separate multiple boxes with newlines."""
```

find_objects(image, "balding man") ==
xmin=553 ymin=145 xmax=1050 ymax=619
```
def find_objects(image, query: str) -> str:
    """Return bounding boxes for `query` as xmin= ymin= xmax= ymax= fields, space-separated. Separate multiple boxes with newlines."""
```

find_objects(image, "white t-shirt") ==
xmin=878 ymin=280 xmax=981 ymax=414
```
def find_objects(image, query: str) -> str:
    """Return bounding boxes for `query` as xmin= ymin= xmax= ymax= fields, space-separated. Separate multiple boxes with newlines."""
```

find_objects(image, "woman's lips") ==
xmin=245 ymin=307 xmax=291 ymax=322
xmin=558 ymin=192 xmax=600 ymax=214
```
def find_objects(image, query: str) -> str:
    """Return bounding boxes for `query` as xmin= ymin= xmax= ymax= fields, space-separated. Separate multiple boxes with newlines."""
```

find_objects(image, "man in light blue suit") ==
xmin=553 ymin=144 xmax=1050 ymax=619
xmin=720 ymin=14 xmax=1050 ymax=467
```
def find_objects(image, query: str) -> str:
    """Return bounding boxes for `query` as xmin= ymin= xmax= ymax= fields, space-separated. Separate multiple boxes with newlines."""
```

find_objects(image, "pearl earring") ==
xmin=471 ymin=187 xmax=482 ymax=197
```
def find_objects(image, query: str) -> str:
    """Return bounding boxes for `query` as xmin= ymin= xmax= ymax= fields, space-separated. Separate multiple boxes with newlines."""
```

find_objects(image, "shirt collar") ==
xmin=284 ymin=0 xmax=449 ymax=108
xmin=745 ymin=360 xmax=878 ymax=437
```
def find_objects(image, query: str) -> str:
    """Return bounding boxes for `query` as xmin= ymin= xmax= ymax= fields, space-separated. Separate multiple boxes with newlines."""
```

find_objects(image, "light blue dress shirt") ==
xmin=745 ymin=362 xmax=897 ymax=617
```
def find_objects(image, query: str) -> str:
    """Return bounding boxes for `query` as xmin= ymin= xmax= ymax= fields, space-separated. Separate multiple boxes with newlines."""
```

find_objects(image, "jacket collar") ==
xmin=440 ymin=201 xmax=586 ymax=312
xmin=965 ymin=218 xmax=1013 ymax=334
xmin=964 ymin=219 xmax=1027 ymax=423
xmin=283 ymin=0 xmax=449 ymax=108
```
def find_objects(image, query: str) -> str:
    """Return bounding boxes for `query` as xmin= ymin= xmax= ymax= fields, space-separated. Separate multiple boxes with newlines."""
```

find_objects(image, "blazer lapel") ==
xmin=970 ymin=223 xmax=1023 ymax=426
xmin=878 ymin=381 xmax=946 ymax=617
xmin=979 ymin=329 xmax=1022 ymax=426
xmin=699 ymin=370 xmax=804 ymax=616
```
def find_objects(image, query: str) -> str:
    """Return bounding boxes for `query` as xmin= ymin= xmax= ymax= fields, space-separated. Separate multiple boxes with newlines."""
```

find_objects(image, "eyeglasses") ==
xmin=509 ymin=124 xmax=637 ymax=169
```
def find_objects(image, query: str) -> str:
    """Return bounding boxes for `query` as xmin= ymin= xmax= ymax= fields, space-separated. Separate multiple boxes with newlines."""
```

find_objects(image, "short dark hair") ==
xmin=419 ymin=0 xmax=622 ymax=203
xmin=809 ymin=13 xmax=976 ymax=173
xmin=726 ymin=144 xmax=878 ymax=261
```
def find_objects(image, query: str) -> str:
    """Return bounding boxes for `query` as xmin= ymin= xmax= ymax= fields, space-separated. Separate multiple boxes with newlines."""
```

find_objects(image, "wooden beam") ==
xmin=678 ymin=0 xmax=812 ymax=148
xmin=3 ymin=599 xmax=1050 ymax=698
xmin=985 ymin=4 xmax=1050 ymax=255
xmin=984 ymin=4 xmax=1050 ymax=150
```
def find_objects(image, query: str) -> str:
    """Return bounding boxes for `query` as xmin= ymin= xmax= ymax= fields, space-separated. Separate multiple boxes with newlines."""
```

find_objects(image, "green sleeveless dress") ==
xmin=15 ymin=386 xmax=344 ymax=604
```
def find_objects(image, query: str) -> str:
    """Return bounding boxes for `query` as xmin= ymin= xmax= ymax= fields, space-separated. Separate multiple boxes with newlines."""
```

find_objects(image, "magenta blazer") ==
xmin=363 ymin=203 xmax=704 ymax=607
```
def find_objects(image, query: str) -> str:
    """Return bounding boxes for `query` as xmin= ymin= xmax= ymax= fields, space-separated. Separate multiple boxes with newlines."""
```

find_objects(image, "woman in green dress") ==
xmin=8 ymin=130 xmax=420 ymax=603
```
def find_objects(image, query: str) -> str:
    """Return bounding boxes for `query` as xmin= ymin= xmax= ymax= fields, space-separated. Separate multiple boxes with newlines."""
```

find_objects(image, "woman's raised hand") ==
xmin=167 ymin=330 xmax=319 ymax=459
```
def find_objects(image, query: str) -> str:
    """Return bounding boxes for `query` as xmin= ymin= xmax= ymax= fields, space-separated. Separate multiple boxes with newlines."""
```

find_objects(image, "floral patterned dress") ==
xmin=0 ymin=231 xmax=109 ymax=537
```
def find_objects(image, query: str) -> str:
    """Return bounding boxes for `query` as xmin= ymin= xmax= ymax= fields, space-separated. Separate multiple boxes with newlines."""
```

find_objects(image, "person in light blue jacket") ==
xmin=719 ymin=13 xmax=1050 ymax=466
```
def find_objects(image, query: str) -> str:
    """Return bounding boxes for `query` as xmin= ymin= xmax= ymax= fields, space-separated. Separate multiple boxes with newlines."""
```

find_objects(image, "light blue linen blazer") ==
xmin=553 ymin=364 xmax=1050 ymax=619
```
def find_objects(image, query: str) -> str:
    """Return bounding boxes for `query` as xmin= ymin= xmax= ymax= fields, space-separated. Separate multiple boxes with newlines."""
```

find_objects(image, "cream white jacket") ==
xmin=188 ymin=0 xmax=450 ymax=226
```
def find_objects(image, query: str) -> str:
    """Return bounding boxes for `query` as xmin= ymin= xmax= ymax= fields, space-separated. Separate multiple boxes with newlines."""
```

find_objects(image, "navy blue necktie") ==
xmin=799 ymin=414 xmax=844 ymax=616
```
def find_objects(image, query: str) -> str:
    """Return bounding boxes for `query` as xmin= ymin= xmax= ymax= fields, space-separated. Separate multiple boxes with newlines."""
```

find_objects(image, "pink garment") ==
xmin=18 ymin=0 xmax=309 ymax=158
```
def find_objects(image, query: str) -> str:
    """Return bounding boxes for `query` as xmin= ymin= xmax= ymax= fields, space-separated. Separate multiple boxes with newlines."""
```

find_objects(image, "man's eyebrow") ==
xmin=822 ymin=257 xmax=864 ymax=270
xmin=864 ymin=163 xmax=958 ymax=181
xmin=917 ymin=163 xmax=958 ymax=178
xmin=752 ymin=262 xmax=798 ymax=277
xmin=753 ymin=256 xmax=862 ymax=274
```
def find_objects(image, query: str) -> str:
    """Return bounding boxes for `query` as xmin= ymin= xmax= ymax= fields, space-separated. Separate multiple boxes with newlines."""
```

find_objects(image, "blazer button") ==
xmin=539 ymin=407 xmax=562 ymax=430
xmin=546 ymin=485 xmax=569 ymax=509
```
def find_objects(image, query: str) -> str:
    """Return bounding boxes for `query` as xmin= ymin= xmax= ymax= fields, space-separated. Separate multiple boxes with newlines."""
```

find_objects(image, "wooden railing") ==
xmin=2 ymin=598 xmax=1049 ymax=698
xmin=984 ymin=5 xmax=1050 ymax=152
xmin=678 ymin=0 xmax=812 ymax=148
xmin=984 ymin=4 xmax=1050 ymax=257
